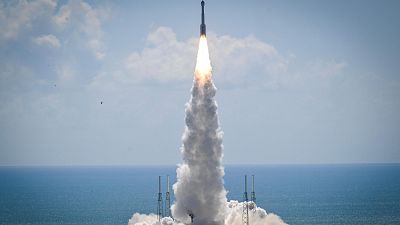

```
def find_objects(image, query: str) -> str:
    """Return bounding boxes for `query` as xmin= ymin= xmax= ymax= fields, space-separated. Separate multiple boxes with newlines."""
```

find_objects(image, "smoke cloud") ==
xmin=171 ymin=35 xmax=226 ymax=225
xmin=128 ymin=36 xmax=287 ymax=225
xmin=128 ymin=201 xmax=287 ymax=225
xmin=171 ymin=70 xmax=226 ymax=225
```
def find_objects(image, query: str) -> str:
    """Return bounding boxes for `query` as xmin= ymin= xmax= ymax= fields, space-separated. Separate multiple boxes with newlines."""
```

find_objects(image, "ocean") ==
xmin=0 ymin=164 xmax=399 ymax=225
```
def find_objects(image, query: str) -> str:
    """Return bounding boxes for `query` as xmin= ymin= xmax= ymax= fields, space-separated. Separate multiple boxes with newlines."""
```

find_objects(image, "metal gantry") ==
xmin=242 ymin=175 xmax=249 ymax=225
xmin=157 ymin=174 xmax=257 ymax=224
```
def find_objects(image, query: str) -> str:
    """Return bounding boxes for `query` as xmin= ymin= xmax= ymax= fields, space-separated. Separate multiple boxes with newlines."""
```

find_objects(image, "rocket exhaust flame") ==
xmin=195 ymin=35 xmax=212 ymax=85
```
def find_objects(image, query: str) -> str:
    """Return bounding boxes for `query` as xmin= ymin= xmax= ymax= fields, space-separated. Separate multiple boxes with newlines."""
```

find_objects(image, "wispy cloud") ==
xmin=53 ymin=0 xmax=108 ymax=59
xmin=0 ymin=0 xmax=56 ymax=40
xmin=33 ymin=34 xmax=61 ymax=48
xmin=309 ymin=60 xmax=347 ymax=78
xmin=57 ymin=64 xmax=76 ymax=82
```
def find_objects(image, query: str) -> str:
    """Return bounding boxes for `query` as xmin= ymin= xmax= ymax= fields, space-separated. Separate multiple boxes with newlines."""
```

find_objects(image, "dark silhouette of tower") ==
xmin=157 ymin=176 xmax=163 ymax=221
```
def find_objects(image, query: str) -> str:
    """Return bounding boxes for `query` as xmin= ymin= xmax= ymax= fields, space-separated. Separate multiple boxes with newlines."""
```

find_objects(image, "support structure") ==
xmin=165 ymin=175 xmax=171 ymax=218
xmin=157 ymin=176 xmax=163 ymax=221
xmin=242 ymin=175 xmax=249 ymax=225
xmin=251 ymin=175 xmax=256 ymax=207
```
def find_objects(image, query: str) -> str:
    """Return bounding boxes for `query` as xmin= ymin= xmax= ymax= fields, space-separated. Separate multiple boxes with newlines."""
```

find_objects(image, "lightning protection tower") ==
xmin=165 ymin=175 xmax=172 ymax=218
xmin=251 ymin=175 xmax=256 ymax=207
xmin=157 ymin=176 xmax=163 ymax=221
xmin=242 ymin=175 xmax=249 ymax=225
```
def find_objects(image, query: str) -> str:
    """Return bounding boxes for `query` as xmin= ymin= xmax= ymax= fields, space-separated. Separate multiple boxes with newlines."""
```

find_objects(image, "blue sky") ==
xmin=0 ymin=0 xmax=399 ymax=165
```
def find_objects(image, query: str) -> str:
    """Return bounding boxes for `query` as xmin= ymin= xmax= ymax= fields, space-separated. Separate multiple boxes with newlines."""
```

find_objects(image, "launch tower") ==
xmin=242 ymin=175 xmax=249 ymax=225
xmin=157 ymin=176 xmax=163 ymax=221
xmin=165 ymin=175 xmax=171 ymax=218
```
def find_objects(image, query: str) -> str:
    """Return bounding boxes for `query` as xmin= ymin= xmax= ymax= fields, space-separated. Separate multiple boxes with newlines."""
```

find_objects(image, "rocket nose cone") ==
xmin=201 ymin=1 xmax=204 ymax=6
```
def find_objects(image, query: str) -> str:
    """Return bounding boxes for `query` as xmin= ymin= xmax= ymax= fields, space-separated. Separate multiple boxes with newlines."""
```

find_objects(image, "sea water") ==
xmin=0 ymin=164 xmax=399 ymax=225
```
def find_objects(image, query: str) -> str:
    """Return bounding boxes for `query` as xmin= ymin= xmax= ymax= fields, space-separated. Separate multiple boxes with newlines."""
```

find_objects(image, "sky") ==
xmin=0 ymin=0 xmax=399 ymax=165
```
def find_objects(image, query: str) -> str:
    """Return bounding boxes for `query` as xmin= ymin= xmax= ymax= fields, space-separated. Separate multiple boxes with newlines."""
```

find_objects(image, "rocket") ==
xmin=200 ymin=0 xmax=206 ymax=36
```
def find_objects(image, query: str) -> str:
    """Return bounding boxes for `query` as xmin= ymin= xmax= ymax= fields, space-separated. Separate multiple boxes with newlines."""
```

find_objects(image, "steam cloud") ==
xmin=128 ymin=36 xmax=287 ymax=225
xmin=129 ymin=201 xmax=287 ymax=225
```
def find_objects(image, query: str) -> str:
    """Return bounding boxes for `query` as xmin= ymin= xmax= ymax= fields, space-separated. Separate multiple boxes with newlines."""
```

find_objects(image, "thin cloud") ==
xmin=309 ymin=59 xmax=347 ymax=78
xmin=53 ymin=0 xmax=108 ymax=60
xmin=0 ymin=0 xmax=56 ymax=40
xmin=33 ymin=34 xmax=61 ymax=48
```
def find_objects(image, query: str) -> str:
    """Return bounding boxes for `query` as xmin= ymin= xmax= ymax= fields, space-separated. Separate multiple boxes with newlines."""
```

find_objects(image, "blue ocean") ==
xmin=0 ymin=164 xmax=399 ymax=225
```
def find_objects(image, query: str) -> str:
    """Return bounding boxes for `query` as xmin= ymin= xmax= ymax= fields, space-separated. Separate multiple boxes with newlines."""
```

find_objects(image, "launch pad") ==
xmin=155 ymin=175 xmax=258 ymax=225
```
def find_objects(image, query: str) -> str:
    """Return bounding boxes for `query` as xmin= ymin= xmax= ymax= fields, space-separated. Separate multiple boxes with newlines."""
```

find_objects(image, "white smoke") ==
xmin=128 ymin=201 xmax=287 ymax=225
xmin=224 ymin=201 xmax=288 ymax=225
xmin=128 ymin=36 xmax=288 ymax=225
xmin=171 ymin=75 xmax=227 ymax=225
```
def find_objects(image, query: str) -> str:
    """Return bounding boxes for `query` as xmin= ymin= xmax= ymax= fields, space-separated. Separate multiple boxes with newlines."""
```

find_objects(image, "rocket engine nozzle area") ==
xmin=200 ymin=0 xmax=206 ymax=36
xmin=200 ymin=24 xmax=206 ymax=36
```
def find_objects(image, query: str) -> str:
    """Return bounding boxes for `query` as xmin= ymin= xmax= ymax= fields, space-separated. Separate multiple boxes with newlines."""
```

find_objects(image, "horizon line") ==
xmin=1 ymin=162 xmax=399 ymax=168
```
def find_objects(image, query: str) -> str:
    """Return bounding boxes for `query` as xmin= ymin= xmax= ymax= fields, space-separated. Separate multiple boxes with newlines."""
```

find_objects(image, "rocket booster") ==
xmin=200 ymin=1 xmax=206 ymax=36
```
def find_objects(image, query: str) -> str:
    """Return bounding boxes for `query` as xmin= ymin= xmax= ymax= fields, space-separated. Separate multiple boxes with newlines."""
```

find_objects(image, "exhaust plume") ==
xmin=171 ymin=35 xmax=227 ymax=225
xmin=128 ymin=35 xmax=287 ymax=225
